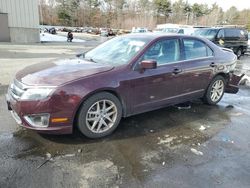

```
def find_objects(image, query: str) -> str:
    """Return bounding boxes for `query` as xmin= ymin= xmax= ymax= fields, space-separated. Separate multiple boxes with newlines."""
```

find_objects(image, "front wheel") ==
xmin=77 ymin=92 xmax=122 ymax=138
xmin=203 ymin=76 xmax=225 ymax=105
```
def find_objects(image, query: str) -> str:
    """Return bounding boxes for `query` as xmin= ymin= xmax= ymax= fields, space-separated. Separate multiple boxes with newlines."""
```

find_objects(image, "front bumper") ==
xmin=6 ymin=89 xmax=73 ymax=135
xmin=225 ymin=73 xmax=244 ymax=94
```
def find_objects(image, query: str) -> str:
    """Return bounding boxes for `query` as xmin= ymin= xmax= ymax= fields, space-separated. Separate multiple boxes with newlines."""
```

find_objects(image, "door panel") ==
xmin=181 ymin=57 xmax=214 ymax=95
xmin=129 ymin=63 xmax=183 ymax=114
xmin=128 ymin=37 xmax=186 ymax=115
xmin=181 ymin=38 xmax=215 ymax=97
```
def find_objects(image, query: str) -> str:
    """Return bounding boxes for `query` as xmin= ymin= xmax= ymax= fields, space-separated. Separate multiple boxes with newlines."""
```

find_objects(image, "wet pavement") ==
xmin=0 ymin=43 xmax=250 ymax=188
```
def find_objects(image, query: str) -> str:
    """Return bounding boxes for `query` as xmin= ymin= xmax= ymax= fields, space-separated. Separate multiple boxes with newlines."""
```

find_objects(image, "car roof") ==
xmin=122 ymin=33 xmax=195 ymax=40
xmin=196 ymin=27 xmax=246 ymax=30
xmin=121 ymin=33 xmax=219 ymax=50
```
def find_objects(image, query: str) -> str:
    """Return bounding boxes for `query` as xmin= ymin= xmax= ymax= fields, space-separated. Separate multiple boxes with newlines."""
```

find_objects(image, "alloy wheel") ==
xmin=210 ymin=80 xmax=224 ymax=102
xmin=86 ymin=99 xmax=118 ymax=133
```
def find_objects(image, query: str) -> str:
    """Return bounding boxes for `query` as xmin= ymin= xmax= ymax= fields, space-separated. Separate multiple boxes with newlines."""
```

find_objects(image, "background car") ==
xmin=72 ymin=28 xmax=83 ymax=33
xmin=194 ymin=27 xmax=248 ymax=58
xmin=131 ymin=27 xmax=148 ymax=33
xmin=100 ymin=28 xmax=116 ymax=37
xmin=157 ymin=27 xmax=194 ymax=35
xmin=44 ymin=27 xmax=56 ymax=34
xmin=62 ymin=28 xmax=72 ymax=32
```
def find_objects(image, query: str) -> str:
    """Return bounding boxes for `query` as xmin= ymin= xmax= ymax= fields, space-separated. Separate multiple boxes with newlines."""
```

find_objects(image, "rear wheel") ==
xmin=203 ymin=76 xmax=225 ymax=105
xmin=77 ymin=92 xmax=122 ymax=138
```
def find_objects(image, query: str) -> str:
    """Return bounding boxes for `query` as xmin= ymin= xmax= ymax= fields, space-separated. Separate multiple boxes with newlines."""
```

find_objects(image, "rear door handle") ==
xmin=173 ymin=68 xmax=182 ymax=74
xmin=210 ymin=62 xmax=216 ymax=67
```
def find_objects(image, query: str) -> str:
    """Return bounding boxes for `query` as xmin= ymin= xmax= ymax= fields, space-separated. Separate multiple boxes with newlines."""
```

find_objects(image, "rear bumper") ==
xmin=225 ymin=73 xmax=244 ymax=94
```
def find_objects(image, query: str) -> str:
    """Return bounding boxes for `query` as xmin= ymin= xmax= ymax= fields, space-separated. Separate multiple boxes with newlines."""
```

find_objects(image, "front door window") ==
xmin=142 ymin=39 xmax=181 ymax=65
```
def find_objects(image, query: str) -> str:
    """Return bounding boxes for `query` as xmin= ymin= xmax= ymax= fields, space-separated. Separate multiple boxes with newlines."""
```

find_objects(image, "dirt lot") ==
xmin=0 ymin=42 xmax=250 ymax=188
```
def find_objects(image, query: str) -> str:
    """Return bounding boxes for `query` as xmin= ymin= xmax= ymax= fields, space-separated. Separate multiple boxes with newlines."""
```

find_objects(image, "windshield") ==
xmin=196 ymin=29 xmax=218 ymax=39
xmin=85 ymin=36 xmax=150 ymax=66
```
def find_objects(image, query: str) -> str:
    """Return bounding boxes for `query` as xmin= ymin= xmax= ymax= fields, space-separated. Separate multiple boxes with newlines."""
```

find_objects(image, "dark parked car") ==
xmin=62 ymin=28 xmax=72 ymax=32
xmin=45 ymin=27 xmax=56 ymax=34
xmin=6 ymin=34 xmax=242 ymax=138
xmin=100 ymin=28 xmax=116 ymax=37
xmin=194 ymin=27 xmax=248 ymax=58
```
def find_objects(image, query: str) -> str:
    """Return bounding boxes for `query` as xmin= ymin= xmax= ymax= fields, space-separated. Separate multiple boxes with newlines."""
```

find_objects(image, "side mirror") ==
xmin=140 ymin=60 xmax=157 ymax=70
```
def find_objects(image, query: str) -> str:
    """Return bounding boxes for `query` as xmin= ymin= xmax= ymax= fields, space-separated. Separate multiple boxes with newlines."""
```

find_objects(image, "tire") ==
xmin=236 ymin=47 xmax=242 ymax=59
xmin=203 ymin=75 xmax=226 ymax=105
xmin=77 ymin=92 xmax=122 ymax=138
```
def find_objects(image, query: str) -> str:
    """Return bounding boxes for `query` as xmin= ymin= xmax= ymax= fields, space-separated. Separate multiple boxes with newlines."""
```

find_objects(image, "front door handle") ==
xmin=173 ymin=68 xmax=182 ymax=74
xmin=210 ymin=62 xmax=216 ymax=67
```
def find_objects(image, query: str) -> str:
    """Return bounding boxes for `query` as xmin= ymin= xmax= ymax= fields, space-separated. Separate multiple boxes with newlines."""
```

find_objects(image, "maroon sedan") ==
xmin=6 ymin=34 xmax=242 ymax=138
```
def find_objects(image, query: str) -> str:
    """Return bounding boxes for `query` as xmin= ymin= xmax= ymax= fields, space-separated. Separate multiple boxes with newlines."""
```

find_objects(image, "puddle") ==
xmin=0 ymin=92 xmax=238 ymax=183
xmin=0 ymin=129 xmax=70 ymax=160
xmin=79 ymin=102 xmax=231 ymax=180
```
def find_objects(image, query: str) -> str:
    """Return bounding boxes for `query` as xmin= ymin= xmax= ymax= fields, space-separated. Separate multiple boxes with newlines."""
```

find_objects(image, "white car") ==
xmin=132 ymin=27 xmax=148 ymax=33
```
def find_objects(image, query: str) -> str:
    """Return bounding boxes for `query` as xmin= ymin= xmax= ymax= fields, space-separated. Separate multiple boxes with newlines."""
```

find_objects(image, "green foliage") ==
xmin=154 ymin=0 xmax=172 ymax=17
xmin=224 ymin=6 xmax=239 ymax=24
xmin=71 ymin=0 xmax=81 ymax=10
xmin=87 ymin=0 xmax=100 ymax=8
xmin=184 ymin=2 xmax=192 ymax=14
xmin=41 ymin=0 xmax=250 ymax=28
xmin=57 ymin=10 xmax=72 ymax=25
xmin=192 ymin=3 xmax=204 ymax=17
xmin=56 ymin=0 xmax=82 ymax=26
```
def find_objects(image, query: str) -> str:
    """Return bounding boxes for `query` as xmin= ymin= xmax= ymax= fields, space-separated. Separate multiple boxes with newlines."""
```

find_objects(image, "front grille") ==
xmin=9 ymin=79 xmax=26 ymax=99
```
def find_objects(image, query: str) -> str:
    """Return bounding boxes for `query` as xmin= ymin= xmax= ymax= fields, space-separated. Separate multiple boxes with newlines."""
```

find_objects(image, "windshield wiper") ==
xmin=85 ymin=57 xmax=98 ymax=63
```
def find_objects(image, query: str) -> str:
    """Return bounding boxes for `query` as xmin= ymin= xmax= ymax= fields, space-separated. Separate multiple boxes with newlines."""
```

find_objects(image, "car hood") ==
xmin=16 ymin=58 xmax=114 ymax=86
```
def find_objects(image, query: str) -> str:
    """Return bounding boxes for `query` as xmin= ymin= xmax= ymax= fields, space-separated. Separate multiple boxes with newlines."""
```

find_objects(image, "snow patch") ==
xmin=190 ymin=148 xmax=203 ymax=156
xmin=40 ymin=33 xmax=85 ymax=43
xmin=158 ymin=135 xmax=177 ymax=145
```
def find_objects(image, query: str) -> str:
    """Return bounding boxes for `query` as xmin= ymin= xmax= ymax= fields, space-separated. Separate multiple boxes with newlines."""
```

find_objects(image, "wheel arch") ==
xmin=203 ymin=72 xmax=227 ymax=105
xmin=204 ymin=72 xmax=229 ymax=95
xmin=214 ymin=72 xmax=230 ymax=84
xmin=72 ymin=89 xmax=127 ymax=127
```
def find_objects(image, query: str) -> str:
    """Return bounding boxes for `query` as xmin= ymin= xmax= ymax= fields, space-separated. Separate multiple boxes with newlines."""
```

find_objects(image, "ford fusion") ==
xmin=6 ymin=34 xmax=242 ymax=138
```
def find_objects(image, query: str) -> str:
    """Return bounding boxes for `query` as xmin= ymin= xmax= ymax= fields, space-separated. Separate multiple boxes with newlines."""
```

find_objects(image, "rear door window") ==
xmin=224 ymin=28 xmax=247 ymax=38
xmin=183 ymin=39 xmax=213 ymax=60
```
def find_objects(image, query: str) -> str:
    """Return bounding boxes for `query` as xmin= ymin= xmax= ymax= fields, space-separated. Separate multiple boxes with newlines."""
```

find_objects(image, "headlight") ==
xmin=21 ymin=88 xmax=54 ymax=100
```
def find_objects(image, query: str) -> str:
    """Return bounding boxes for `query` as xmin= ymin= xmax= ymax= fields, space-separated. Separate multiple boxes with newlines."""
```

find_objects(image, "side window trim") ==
xmin=182 ymin=38 xmax=214 ymax=61
xmin=138 ymin=37 xmax=182 ymax=67
xmin=206 ymin=45 xmax=214 ymax=57
xmin=156 ymin=38 xmax=182 ymax=66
